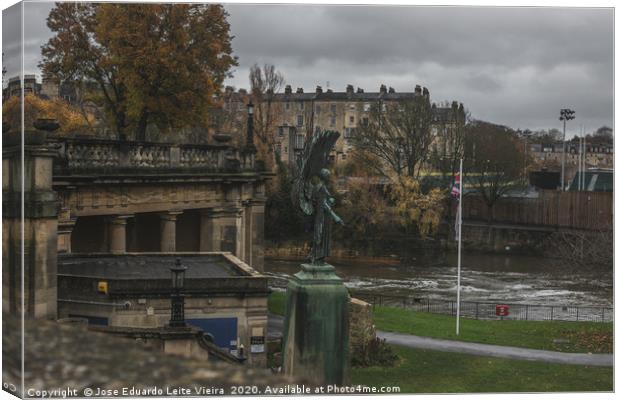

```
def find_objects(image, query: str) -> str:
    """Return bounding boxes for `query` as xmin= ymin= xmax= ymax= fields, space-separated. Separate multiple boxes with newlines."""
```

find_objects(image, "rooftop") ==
xmin=58 ymin=253 xmax=252 ymax=280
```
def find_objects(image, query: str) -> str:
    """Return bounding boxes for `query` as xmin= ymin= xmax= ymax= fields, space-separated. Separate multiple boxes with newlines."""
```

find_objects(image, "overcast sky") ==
xmin=2 ymin=2 xmax=614 ymax=135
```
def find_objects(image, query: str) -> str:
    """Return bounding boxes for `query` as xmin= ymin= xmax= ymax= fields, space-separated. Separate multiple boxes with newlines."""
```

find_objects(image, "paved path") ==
xmin=268 ymin=315 xmax=612 ymax=367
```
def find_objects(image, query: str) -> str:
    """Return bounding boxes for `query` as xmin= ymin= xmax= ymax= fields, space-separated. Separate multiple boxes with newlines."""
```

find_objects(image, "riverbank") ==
xmin=267 ymin=292 xmax=613 ymax=353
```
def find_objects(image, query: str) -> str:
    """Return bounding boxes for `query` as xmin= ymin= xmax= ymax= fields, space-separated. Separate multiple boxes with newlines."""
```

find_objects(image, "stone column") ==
xmin=249 ymin=200 xmax=266 ymax=272
xmin=3 ymin=142 xmax=58 ymax=319
xmin=199 ymin=208 xmax=222 ymax=252
xmin=199 ymin=207 xmax=242 ymax=256
xmin=57 ymin=218 xmax=76 ymax=254
xmin=160 ymin=210 xmax=182 ymax=252
xmin=108 ymin=215 xmax=132 ymax=254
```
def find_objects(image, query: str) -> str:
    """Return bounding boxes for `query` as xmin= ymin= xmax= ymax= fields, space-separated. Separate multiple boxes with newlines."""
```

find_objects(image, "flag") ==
xmin=451 ymin=173 xmax=461 ymax=198
xmin=452 ymin=173 xmax=461 ymax=240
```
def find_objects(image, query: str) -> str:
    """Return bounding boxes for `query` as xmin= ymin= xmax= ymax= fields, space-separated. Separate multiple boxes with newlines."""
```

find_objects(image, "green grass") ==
xmin=267 ymin=292 xmax=612 ymax=353
xmin=373 ymin=306 xmax=613 ymax=353
xmin=351 ymin=345 xmax=613 ymax=393
xmin=268 ymin=290 xmax=287 ymax=316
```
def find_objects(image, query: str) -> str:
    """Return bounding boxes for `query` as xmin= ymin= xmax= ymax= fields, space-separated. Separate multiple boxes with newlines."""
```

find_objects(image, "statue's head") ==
xmin=319 ymin=168 xmax=331 ymax=181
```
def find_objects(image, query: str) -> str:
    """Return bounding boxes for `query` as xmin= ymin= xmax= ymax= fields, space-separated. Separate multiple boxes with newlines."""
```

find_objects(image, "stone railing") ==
xmin=52 ymin=138 xmax=257 ymax=173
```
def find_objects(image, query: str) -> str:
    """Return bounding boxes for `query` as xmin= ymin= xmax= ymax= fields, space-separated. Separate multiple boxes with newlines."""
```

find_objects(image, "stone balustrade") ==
xmin=52 ymin=138 xmax=257 ymax=173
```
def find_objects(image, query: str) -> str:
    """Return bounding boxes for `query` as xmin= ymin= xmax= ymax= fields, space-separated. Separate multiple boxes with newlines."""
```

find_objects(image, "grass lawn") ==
xmin=267 ymin=292 xmax=612 ymax=353
xmin=373 ymin=306 xmax=613 ymax=353
xmin=268 ymin=290 xmax=287 ymax=316
xmin=351 ymin=345 xmax=613 ymax=393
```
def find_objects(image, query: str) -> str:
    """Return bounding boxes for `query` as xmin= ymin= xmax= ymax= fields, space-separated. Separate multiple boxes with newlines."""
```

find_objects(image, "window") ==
xmin=349 ymin=116 xmax=355 ymax=124
xmin=349 ymin=103 xmax=356 ymax=111
xmin=330 ymin=104 xmax=337 ymax=113
xmin=363 ymin=103 xmax=371 ymax=112
xmin=278 ymin=127 xmax=284 ymax=137
xmin=297 ymin=115 xmax=304 ymax=127
xmin=362 ymin=117 xmax=369 ymax=126
xmin=330 ymin=116 xmax=336 ymax=127
xmin=316 ymin=105 xmax=321 ymax=114
xmin=299 ymin=101 xmax=304 ymax=110
xmin=286 ymin=101 xmax=290 ymax=110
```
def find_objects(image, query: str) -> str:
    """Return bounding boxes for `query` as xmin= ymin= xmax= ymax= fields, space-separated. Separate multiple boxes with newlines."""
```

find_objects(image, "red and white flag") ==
xmin=451 ymin=173 xmax=461 ymax=199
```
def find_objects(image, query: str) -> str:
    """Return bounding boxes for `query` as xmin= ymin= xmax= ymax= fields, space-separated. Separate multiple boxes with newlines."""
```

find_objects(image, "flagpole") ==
xmin=456 ymin=158 xmax=463 ymax=336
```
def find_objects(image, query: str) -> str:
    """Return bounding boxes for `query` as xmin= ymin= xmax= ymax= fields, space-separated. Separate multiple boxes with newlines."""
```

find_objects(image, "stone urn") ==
xmin=33 ymin=118 xmax=60 ymax=132
xmin=213 ymin=133 xmax=232 ymax=143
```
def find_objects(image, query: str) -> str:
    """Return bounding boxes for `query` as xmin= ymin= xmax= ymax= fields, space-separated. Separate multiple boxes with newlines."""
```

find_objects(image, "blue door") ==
xmin=186 ymin=318 xmax=238 ymax=350
xmin=68 ymin=314 xmax=109 ymax=326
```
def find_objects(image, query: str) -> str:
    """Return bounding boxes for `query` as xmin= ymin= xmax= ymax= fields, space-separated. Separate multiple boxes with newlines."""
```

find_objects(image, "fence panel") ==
xmin=463 ymin=190 xmax=612 ymax=230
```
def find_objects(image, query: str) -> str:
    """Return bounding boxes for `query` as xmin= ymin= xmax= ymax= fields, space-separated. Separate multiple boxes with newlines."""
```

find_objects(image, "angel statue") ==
xmin=292 ymin=130 xmax=344 ymax=265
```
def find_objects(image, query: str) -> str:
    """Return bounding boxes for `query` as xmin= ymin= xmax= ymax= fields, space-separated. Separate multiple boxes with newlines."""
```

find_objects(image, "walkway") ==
xmin=268 ymin=315 xmax=612 ymax=367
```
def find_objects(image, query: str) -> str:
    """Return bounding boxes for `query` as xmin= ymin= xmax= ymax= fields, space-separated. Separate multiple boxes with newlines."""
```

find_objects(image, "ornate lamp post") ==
xmin=246 ymin=101 xmax=255 ymax=148
xmin=169 ymin=258 xmax=187 ymax=328
xmin=559 ymin=108 xmax=575 ymax=190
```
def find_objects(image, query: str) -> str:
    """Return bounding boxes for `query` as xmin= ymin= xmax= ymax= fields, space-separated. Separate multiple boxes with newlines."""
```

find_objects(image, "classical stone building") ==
xmin=220 ymin=84 xmax=465 ymax=166
xmin=3 ymin=126 xmax=272 ymax=366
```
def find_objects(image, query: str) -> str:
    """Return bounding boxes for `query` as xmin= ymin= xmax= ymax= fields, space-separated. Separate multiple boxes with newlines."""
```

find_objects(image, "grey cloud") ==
xmin=1 ymin=2 xmax=613 ymax=132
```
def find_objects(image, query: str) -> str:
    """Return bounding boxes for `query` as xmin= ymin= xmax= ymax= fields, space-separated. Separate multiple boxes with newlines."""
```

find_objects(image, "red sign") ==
xmin=496 ymin=304 xmax=510 ymax=316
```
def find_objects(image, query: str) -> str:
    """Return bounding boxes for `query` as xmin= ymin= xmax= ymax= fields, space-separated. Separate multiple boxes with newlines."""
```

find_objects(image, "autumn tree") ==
xmin=40 ymin=3 xmax=237 ymax=141
xmin=2 ymin=94 xmax=95 ymax=135
xmin=249 ymin=63 xmax=285 ymax=170
xmin=352 ymin=87 xmax=433 ymax=179
xmin=464 ymin=120 xmax=525 ymax=222
xmin=388 ymin=176 xmax=445 ymax=237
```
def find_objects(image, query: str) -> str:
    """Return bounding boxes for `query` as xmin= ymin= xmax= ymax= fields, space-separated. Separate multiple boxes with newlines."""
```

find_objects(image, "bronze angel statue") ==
xmin=292 ymin=130 xmax=344 ymax=265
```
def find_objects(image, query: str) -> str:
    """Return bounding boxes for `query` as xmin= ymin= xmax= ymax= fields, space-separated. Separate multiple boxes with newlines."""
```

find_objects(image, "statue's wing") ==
xmin=291 ymin=130 xmax=340 ymax=215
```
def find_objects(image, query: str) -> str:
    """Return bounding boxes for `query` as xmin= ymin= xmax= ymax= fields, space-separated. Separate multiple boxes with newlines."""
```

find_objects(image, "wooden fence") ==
xmin=462 ymin=190 xmax=613 ymax=230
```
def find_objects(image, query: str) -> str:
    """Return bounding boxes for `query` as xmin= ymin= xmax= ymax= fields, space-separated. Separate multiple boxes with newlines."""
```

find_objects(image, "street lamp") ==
xmin=559 ymin=108 xmax=575 ymax=190
xmin=246 ymin=101 xmax=254 ymax=147
xmin=169 ymin=258 xmax=187 ymax=328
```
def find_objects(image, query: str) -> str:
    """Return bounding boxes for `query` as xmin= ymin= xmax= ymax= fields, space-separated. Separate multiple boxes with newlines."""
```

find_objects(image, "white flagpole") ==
xmin=456 ymin=158 xmax=463 ymax=336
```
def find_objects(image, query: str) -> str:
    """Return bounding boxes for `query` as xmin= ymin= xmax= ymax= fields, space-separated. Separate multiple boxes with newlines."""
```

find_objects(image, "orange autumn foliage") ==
xmin=2 ymin=94 xmax=95 ymax=135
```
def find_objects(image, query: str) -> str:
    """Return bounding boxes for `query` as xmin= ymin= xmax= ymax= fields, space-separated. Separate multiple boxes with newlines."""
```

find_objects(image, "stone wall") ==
xmin=2 ymin=315 xmax=293 ymax=398
xmin=349 ymin=298 xmax=376 ymax=358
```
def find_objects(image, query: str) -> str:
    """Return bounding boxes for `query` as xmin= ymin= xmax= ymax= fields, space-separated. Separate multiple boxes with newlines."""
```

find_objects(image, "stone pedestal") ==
xmin=282 ymin=263 xmax=350 ymax=385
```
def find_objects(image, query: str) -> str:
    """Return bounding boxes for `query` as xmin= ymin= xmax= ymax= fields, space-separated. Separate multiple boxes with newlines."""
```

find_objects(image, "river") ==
xmin=264 ymin=252 xmax=613 ymax=308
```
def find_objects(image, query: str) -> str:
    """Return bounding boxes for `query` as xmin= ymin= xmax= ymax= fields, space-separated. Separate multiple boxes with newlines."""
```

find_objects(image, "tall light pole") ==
xmin=559 ymin=108 xmax=575 ymax=190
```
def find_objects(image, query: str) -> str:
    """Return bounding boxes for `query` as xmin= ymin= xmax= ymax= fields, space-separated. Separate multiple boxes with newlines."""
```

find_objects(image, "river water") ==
xmin=264 ymin=252 xmax=613 ymax=308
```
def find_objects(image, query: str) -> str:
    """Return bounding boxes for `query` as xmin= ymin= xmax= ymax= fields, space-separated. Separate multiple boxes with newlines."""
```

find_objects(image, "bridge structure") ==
xmin=52 ymin=137 xmax=270 ymax=271
xmin=3 ymin=131 xmax=272 ymax=321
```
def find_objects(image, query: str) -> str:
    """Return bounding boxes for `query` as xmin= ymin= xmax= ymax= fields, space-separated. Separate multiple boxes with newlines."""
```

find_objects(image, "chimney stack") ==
xmin=285 ymin=85 xmax=292 ymax=94
xmin=346 ymin=84 xmax=354 ymax=94
xmin=379 ymin=84 xmax=387 ymax=94
xmin=296 ymin=87 xmax=304 ymax=93
xmin=414 ymin=85 xmax=422 ymax=95
xmin=316 ymin=85 xmax=323 ymax=94
xmin=356 ymin=87 xmax=364 ymax=93
xmin=388 ymin=87 xmax=395 ymax=93
xmin=422 ymin=87 xmax=429 ymax=97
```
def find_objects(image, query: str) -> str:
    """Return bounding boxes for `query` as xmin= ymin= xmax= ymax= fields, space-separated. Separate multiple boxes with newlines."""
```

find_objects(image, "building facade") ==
xmin=220 ymin=84 xmax=465 ymax=167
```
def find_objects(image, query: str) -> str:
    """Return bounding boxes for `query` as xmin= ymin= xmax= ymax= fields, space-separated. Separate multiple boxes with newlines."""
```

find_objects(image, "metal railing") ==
xmin=353 ymin=292 xmax=613 ymax=323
